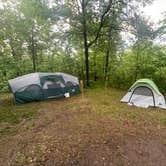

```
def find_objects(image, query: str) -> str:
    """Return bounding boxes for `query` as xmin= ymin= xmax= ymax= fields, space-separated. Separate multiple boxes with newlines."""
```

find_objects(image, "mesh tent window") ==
xmin=129 ymin=86 xmax=155 ymax=106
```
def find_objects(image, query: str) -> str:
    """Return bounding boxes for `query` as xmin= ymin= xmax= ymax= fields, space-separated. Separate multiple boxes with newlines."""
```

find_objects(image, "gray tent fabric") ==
xmin=121 ymin=79 xmax=166 ymax=109
xmin=8 ymin=73 xmax=40 ymax=93
xmin=56 ymin=72 xmax=78 ymax=84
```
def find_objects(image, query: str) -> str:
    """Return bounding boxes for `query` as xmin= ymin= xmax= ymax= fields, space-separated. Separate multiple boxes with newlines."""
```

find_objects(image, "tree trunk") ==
xmin=104 ymin=27 xmax=112 ymax=82
xmin=135 ymin=45 xmax=139 ymax=81
xmin=9 ymin=40 xmax=21 ymax=76
xmin=104 ymin=49 xmax=110 ymax=81
xmin=84 ymin=46 xmax=90 ymax=86
xmin=2 ymin=55 xmax=7 ymax=78
xmin=82 ymin=0 xmax=90 ymax=87
xmin=31 ymin=26 xmax=36 ymax=72
xmin=81 ymin=0 xmax=112 ymax=86
xmin=93 ymin=54 xmax=97 ymax=81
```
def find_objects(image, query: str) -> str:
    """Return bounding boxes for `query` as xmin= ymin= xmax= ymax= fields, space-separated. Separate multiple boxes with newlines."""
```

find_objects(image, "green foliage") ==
xmin=0 ymin=0 xmax=166 ymax=93
xmin=108 ymin=42 xmax=166 ymax=92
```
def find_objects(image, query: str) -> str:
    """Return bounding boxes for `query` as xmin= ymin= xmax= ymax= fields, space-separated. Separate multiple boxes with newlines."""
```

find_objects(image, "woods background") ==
xmin=1 ymin=0 xmax=166 ymax=92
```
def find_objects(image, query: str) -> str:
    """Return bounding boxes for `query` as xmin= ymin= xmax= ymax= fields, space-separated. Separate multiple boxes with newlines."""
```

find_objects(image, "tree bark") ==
xmin=93 ymin=54 xmax=97 ymax=81
xmin=104 ymin=27 xmax=112 ymax=82
xmin=9 ymin=40 xmax=21 ymax=76
xmin=135 ymin=53 xmax=138 ymax=81
xmin=82 ymin=0 xmax=90 ymax=86
xmin=135 ymin=44 xmax=139 ymax=81
xmin=104 ymin=49 xmax=110 ymax=81
xmin=84 ymin=47 xmax=90 ymax=86
xmin=31 ymin=26 xmax=36 ymax=72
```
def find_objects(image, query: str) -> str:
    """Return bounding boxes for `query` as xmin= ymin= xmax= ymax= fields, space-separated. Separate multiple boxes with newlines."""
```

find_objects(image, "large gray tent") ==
xmin=8 ymin=72 xmax=80 ymax=104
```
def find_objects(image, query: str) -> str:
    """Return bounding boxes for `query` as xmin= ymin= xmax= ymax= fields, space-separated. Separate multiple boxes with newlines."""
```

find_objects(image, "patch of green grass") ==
xmin=0 ymin=95 xmax=38 ymax=123
xmin=0 ymin=126 xmax=17 ymax=136
xmin=1 ymin=87 xmax=166 ymax=138
xmin=0 ymin=93 xmax=40 ymax=136
xmin=85 ymin=87 xmax=166 ymax=126
xmin=0 ymin=107 xmax=37 ymax=123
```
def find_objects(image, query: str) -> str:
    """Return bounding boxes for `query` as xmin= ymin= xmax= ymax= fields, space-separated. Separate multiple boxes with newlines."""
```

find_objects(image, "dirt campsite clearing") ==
xmin=0 ymin=88 xmax=166 ymax=166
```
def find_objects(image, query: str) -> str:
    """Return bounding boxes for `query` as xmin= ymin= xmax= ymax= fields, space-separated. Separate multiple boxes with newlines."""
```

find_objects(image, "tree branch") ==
xmin=88 ymin=0 xmax=113 ymax=47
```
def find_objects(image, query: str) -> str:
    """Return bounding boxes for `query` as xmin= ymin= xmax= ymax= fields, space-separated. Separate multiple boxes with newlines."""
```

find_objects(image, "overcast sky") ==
xmin=122 ymin=0 xmax=166 ymax=46
xmin=142 ymin=0 xmax=166 ymax=23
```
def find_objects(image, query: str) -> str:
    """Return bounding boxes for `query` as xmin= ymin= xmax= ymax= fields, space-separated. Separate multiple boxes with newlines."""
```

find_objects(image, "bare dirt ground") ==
xmin=0 ymin=88 xmax=166 ymax=166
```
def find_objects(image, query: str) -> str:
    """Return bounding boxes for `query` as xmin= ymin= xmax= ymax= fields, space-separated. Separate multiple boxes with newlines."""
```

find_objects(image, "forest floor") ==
xmin=0 ymin=88 xmax=166 ymax=166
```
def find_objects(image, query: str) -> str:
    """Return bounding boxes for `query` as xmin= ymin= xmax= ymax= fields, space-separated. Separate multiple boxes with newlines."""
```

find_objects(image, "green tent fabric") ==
xmin=8 ymin=72 xmax=80 ymax=104
xmin=14 ymin=85 xmax=43 ymax=104
xmin=129 ymin=79 xmax=162 ymax=95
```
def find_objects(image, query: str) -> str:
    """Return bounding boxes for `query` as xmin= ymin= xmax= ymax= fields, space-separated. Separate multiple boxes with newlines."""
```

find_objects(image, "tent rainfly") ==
xmin=121 ymin=79 xmax=166 ymax=109
xmin=8 ymin=72 xmax=80 ymax=104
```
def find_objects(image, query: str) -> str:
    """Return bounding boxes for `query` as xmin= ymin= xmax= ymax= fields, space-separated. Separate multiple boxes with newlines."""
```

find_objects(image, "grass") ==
xmin=86 ymin=87 xmax=166 ymax=126
xmin=0 ymin=87 xmax=166 ymax=165
xmin=0 ymin=88 xmax=166 ymax=137
xmin=0 ymin=93 xmax=40 ymax=136
xmin=0 ymin=96 xmax=38 ymax=124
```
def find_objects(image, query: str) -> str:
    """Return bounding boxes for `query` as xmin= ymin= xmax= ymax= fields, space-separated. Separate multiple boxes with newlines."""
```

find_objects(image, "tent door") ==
xmin=42 ymin=79 xmax=65 ymax=99
xmin=129 ymin=86 xmax=155 ymax=107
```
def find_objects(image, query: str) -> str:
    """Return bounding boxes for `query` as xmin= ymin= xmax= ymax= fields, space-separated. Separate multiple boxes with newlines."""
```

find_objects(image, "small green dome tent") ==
xmin=121 ymin=78 xmax=166 ymax=109
xmin=8 ymin=72 xmax=80 ymax=104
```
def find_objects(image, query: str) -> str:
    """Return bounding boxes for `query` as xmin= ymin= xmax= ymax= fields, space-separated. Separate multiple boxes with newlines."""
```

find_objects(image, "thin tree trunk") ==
xmin=82 ymin=0 xmax=90 ymax=87
xmin=104 ymin=27 xmax=112 ymax=82
xmin=31 ymin=26 xmax=36 ymax=72
xmin=135 ymin=45 xmax=139 ymax=81
xmin=104 ymin=49 xmax=110 ymax=81
xmin=2 ymin=55 xmax=7 ymax=79
xmin=93 ymin=54 xmax=97 ymax=81
xmin=84 ymin=47 xmax=90 ymax=86
xmin=9 ymin=41 xmax=21 ymax=76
